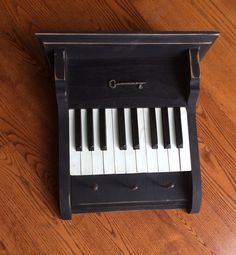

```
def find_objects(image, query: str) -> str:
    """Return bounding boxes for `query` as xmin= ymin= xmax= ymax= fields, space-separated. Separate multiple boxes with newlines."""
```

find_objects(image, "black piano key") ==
xmin=149 ymin=108 xmax=158 ymax=149
xmin=87 ymin=109 xmax=94 ymax=151
xmin=131 ymin=108 xmax=139 ymax=149
xmin=174 ymin=107 xmax=183 ymax=148
xmin=75 ymin=109 xmax=82 ymax=151
xmin=99 ymin=109 xmax=107 ymax=150
xmin=118 ymin=108 xmax=126 ymax=150
xmin=161 ymin=107 xmax=171 ymax=149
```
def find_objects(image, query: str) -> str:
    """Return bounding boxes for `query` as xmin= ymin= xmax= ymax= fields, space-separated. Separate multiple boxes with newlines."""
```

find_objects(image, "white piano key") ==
xmin=103 ymin=109 xmax=115 ymax=174
xmin=135 ymin=108 xmax=147 ymax=173
xmin=112 ymin=109 xmax=126 ymax=174
xmin=80 ymin=109 xmax=93 ymax=175
xmin=92 ymin=109 xmax=104 ymax=175
xmin=168 ymin=107 xmax=181 ymax=172
xmin=179 ymin=107 xmax=192 ymax=171
xmin=155 ymin=108 xmax=169 ymax=172
xmin=69 ymin=109 xmax=81 ymax=175
xmin=143 ymin=108 xmax=158 ymax=172
xmin=124 ymin=108 xmax=137 ymax=173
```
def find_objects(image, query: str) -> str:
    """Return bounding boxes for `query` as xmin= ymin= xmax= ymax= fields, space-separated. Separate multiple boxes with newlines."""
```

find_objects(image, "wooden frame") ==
xmin=36 ymin=32 xmax=219 ymax=219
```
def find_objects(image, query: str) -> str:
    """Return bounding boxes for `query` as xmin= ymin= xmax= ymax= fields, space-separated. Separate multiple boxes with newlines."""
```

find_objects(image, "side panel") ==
xmin=187 ymin=111 xmax=201 ymax=213
xmin=187 ymin=49 xmax=202 ymax=213
xmin=54 ymin=49 xmax=71 ymax=219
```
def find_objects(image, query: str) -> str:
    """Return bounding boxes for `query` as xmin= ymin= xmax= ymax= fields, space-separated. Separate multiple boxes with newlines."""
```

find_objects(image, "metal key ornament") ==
xmin=108 ymin=80 xmax=147 ymax=90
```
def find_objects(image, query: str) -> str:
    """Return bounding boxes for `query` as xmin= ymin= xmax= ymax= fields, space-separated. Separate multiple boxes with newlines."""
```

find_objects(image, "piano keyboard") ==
xmin=69 ymin=107 xmax=191 ymax=175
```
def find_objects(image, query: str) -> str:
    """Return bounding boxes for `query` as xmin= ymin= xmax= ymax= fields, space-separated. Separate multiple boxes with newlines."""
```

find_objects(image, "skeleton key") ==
xmin=108 ymin=80 xmax=147 ymax=90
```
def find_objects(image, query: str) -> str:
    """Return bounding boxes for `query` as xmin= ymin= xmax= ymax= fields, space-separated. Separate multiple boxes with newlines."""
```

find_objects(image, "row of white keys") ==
xmin=70 ymin=107 xmax=191 ymax=175
xmin=69 ymin=110 xmax=81 ymax=175
xmin=179 ymin=107 xmax=191 ymax=171
xmin=92 ymin=109 xmax=104 ymax=175
xmin=168 ymin=107 xmax=181 ymax=172
xmin=143 ymin=108 xmax=158 ymax=172
xmin=124 ymin=109 xmax=136 ymax=173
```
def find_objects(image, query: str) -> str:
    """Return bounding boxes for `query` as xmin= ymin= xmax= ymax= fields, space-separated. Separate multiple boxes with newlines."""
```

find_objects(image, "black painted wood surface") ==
xmin=36 ymin=32 xmax=219 ymax=219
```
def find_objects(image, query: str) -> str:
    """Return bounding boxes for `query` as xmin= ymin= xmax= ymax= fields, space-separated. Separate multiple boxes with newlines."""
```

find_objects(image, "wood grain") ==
xmin=0 ymin=0 xmax=235 ymax=254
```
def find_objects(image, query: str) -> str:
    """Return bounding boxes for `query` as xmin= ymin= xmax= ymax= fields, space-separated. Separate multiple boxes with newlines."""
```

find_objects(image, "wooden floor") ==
xmin=0 ymin=1 xmax=235 ymax=254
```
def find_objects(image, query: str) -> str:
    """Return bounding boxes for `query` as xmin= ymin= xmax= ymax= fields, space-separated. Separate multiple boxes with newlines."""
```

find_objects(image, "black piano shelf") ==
xmin=36 ymin=32 xmax=219 ymax=219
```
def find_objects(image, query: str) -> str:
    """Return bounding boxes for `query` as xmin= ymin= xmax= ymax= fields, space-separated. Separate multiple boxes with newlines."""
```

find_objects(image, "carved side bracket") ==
xmin=187 ymin=48 xmax=200 ymax=112
xmin=54 ymin=49 xmax=71 ymax=219
xmin=187 ymin=48 xmax=201 ymax=213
